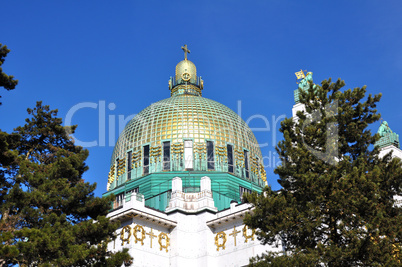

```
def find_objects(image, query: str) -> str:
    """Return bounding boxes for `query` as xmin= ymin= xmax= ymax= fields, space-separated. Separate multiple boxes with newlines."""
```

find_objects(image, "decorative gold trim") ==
xmin=235 ymin=148 xmax=245 ymax=167
xmin=229 ymin=226 xmax=241 ymax=246
xmin=120 ymin=225 xmax=132 ymax=246
xmin=116 ymin=158 xmax=126 ymax=177
xmin=181 ymin=72 xmax=191 ymax=81
xmin=107 ymin=164 xmax=116 ymax=190
xmin=260 ymin=162 xmax=267 ymax=182
xmin=215 ymin=145 xmax=226 ymax=156
xmin=215 ymin=231 xmax=227 ymax=251
xmin=158 ymin=232 xmax=170 ymax=252
xmin=295 ymin=69 xmax=307 ymax=83
xmin=194 ymin=142 xmax=206 ymax=152
xmin=146 ymin=228 xmax=157 ymax=248
xmin=150 ymin=146 xmax=162 ymax=157
xmin=242 ymin=225 xmax=255 ymax=243
xmin=133 ymin=224 xmax=146 ymax=246
xmin=172 ymin=143 xmax=183 ymax=153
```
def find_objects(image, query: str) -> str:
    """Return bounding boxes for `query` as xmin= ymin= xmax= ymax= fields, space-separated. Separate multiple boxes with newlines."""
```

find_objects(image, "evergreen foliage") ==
xmin=0 ymin=102 xmax=132 ymax=266
xmin=0 ymin=43 xmax=18 ymax=105
xmin=244 ymin=78 xmax=402 ymax=266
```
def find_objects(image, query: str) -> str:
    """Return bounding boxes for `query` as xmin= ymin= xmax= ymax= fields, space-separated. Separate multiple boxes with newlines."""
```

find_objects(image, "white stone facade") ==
xmin=378 ymin=145 xmax=402 ymax=160
xmin=292 ymin=102 xmax=306 ymax=118
xmin=107 ymin=176 xmax=281 ymax=267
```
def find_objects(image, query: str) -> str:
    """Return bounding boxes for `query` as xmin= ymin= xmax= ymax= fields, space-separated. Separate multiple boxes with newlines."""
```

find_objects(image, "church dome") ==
xmin=107 ymin=46 xmax=266 ymax=192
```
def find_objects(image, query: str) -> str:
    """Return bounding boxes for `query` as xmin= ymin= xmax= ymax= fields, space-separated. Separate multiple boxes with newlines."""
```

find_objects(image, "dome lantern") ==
xmin=169 ymin=44 xmax=204 ymax=97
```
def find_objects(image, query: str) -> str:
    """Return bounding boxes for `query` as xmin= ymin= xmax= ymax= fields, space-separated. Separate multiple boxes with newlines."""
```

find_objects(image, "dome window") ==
xmin=227 ymin=144 xmax=234 ymax=173
xmin=207 ymin=141 xmax=215 ymax=170
xmin=244 ymin=150 xmax=250 ymax=179
xmin=143 ymin=145 xmax=150 ymax=175
xmin=115 ymin=158 xmax=119 ymax=185
xmin=184 ymin=140 xmax=193 ymax=170
xmin=127 ymin=151 xmax=132 ymax=180
xmin=163 ymin=141 xmax=171 ymax=171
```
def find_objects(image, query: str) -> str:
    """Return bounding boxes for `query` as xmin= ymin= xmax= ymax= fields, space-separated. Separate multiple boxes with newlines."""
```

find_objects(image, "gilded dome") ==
xmin=108 ymin=93 xmax=265 ymax=191
xmin=111 ymin=94 xmax=262 ymax=163
xmin=107 ymin=49 xmax=266 ymax=191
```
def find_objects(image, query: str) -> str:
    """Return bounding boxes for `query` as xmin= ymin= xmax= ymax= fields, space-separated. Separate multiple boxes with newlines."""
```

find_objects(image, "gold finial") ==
xmin=181 ymin=44 xmax=190 ymax=60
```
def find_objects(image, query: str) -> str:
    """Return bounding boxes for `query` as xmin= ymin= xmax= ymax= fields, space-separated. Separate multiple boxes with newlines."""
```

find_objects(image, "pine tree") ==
xmin=0 ymin=43 xmax=18 ymax=105
xmin=0 ymin=102 xmax=132 ymax=266
xmin=244 ymin=78 xmax=402 ymax=266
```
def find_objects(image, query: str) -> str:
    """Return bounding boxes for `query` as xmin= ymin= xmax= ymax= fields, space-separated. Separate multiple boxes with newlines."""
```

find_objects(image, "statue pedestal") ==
xmin=376 ymin=132 xmax=400 ymax=149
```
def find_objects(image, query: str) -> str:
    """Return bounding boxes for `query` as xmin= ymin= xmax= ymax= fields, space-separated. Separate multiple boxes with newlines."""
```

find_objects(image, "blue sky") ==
xmin=1 ymin=1 xmax=402 ymax=196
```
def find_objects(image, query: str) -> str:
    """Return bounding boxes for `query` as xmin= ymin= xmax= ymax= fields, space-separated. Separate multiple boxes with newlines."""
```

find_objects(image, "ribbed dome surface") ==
xmin=111 ymin=94 xmax=262 ymax=165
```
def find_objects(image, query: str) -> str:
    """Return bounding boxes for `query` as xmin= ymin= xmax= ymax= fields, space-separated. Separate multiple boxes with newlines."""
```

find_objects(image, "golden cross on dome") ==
xmin=181 ymin=44 xmax=190 ymax=60
xmin=146 ymin=228 xmax=157 ymax=248
xmin=229 ymin=226 xmax=241 ymax=246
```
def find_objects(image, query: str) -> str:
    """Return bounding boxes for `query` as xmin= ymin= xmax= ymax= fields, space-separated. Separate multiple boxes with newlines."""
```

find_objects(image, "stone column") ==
xmin=172 ymin=177 xmax=183 ymax=193
xmin=200 ymin=176 xmax=211 ymax=192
